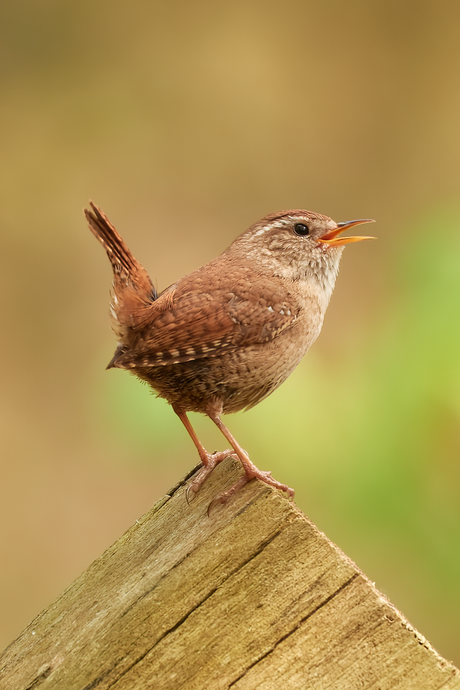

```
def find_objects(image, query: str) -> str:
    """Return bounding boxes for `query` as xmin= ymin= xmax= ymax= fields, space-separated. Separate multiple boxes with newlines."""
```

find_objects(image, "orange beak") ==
xmin=318 ymin=218 xmax=376 ymax=247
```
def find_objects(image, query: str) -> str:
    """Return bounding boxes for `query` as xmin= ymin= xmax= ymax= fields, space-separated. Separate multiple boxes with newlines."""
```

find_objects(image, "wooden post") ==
xmin=1 ymin=457 xmax=459 ymax=690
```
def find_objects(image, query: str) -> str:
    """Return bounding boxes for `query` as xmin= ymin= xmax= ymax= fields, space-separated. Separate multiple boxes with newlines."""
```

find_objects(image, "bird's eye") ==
xmin=294 ymin=223 xmax=310 ymax=236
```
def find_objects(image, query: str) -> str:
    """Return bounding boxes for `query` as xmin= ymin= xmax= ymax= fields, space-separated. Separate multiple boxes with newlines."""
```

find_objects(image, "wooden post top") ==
xmin=1 ymin=458 xmax=459 ymax=689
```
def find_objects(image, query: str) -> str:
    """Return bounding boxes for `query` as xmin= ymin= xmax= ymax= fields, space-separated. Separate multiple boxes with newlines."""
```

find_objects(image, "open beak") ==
xmin=318 ymin=218 xmax=376 ymax=248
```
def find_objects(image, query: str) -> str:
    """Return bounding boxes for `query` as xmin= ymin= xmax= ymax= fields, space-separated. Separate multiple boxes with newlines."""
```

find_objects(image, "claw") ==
xmin=185 ymin=483 xmax=198 ymax=505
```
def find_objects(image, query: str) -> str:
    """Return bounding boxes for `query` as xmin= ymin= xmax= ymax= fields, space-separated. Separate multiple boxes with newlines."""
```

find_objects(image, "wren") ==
xmin=85 ymin=203 xmax=375 ymax=508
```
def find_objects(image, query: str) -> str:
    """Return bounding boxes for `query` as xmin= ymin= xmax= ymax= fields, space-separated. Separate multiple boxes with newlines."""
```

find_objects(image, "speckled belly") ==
xmin=135 ymin=317 xmax=321 ymax=415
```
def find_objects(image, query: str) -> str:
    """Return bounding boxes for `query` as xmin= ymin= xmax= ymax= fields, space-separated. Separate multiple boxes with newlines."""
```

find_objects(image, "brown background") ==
xmin=1 ymin=0 xmax=459 ymax=667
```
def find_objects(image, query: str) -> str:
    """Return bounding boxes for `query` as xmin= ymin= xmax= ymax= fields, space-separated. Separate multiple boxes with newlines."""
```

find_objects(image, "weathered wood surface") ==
xmin=0 ymin=457 xmax=459 ymax=690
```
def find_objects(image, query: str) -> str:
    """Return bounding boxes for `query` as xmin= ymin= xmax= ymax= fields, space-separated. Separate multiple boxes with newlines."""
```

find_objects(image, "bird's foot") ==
xmin=244 ymin=466 xmax=295 ymax=498
xmin=207 ymin=474 xmax=250 ymax=515
xmin=206 ymin=464 xmax=295 ymax=516
xmin=186 ymin=449 xmax=236 ymax=503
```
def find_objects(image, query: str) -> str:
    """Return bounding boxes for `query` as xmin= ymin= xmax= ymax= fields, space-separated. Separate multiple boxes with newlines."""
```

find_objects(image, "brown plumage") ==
xmin=85 ymin=202 xmax=374 ymax=508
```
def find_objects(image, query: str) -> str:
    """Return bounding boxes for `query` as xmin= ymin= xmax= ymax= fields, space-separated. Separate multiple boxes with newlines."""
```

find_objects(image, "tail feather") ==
xmin=84 ymin=201 xmax=156 ymax=340
xmin=85 ymin=202 xmax=142 ymax=277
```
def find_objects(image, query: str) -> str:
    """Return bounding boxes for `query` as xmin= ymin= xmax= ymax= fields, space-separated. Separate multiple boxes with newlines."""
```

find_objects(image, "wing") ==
xmin=112 ymin=266 xmax=301 ymax=369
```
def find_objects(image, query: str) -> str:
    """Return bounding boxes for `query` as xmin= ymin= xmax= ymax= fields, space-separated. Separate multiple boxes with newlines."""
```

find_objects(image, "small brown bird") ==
xmin=85 ymin=203 xmax=374 ymax=508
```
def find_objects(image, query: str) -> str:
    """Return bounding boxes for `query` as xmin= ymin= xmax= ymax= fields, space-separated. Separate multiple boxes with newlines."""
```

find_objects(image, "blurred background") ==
xmin=1 ymin=0 xmax=459 ymax=666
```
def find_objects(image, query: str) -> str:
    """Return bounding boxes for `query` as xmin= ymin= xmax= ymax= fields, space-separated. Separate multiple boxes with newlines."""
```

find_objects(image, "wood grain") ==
xmin=0 ymin=458 xmax=458 ymax=689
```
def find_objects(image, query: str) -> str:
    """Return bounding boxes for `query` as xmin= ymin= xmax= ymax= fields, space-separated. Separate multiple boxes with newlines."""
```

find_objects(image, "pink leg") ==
xmin=173 ymin=406 xmax=236 ymax=500
xmin=207 ymin=411 xmax=295 ymax=509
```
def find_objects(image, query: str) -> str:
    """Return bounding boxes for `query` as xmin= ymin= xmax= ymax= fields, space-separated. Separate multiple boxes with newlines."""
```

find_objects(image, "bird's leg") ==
xmin=207 ymin=411 xmax=295 ymax=509
xmin=173 ymin=406 xmax=236 ymax=500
